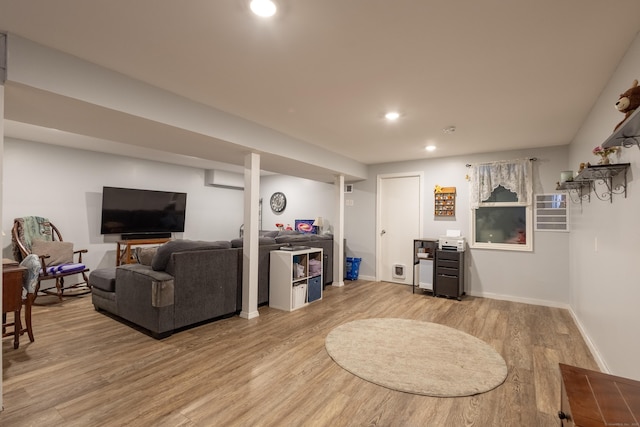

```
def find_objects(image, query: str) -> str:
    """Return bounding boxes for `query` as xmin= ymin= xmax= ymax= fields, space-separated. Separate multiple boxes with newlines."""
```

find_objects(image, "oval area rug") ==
xmin=325 ymin=318 xmax=507 ymax=397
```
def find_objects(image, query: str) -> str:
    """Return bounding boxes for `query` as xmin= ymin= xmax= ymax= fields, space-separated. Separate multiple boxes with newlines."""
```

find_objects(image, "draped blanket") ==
xmin=19 ymin=254 xmax=41 ymax=294
xmin=12 ymin=216 xmax=53 ymax=261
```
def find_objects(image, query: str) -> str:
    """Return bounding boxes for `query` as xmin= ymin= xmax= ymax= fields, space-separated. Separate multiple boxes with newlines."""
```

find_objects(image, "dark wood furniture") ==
xmin=116 ymin=238 xmax=171 ymax=266
xmin=559 ymin=363 xmax=640 ymax=426
xmin=2 ymin=264 xmax=27 ymax=349
xmin=434 ymin=249 xmax=465 ymax=300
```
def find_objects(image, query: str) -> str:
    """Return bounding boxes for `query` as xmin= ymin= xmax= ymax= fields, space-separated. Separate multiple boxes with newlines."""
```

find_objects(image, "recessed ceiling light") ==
xmin=250 ymin=0 xmax=277 ymax=17
xmin=425 ymin=145 xmax=436 ymax=152
xmin=385 ymin=112 xmax=400 ymax=121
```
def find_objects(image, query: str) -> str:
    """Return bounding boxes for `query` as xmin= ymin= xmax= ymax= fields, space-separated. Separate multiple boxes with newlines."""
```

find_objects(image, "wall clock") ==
xmin=270 ymin=192 xmax=287 ymax=213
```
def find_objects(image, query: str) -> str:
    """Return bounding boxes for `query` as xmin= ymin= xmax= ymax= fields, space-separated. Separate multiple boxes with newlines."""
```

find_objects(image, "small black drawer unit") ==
xmin=434 ymin=249 xmax=465 ymax=300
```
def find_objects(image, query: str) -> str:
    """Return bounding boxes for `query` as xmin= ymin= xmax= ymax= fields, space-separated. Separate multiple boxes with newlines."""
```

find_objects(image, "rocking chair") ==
xmin=12 ymin=216 xmax=90 ymax=302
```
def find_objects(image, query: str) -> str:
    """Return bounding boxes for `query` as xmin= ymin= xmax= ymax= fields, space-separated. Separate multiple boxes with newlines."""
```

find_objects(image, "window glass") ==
xmin=475 ymin=206 xmax=527 ymax=244
xmin=482 ymin=185 xmax=518 ymax=202
xmin=471 ymin=185 xmax=532 ymax=251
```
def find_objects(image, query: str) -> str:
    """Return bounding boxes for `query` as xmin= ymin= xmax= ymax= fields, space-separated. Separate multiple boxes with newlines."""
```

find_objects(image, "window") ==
xmin=470 ymin=159 xmax=533 ymax=251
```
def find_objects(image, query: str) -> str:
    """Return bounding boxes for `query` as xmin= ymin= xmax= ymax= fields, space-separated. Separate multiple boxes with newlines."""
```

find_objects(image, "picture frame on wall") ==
xmin=295 ymin=219 xmax=317 ymax=234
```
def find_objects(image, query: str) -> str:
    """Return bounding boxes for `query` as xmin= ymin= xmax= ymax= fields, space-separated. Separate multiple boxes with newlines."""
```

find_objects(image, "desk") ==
xmin=116 ymin=238 xmax=170 ymax=266
xmin=3 ymin=264 xmax=26 ymax=349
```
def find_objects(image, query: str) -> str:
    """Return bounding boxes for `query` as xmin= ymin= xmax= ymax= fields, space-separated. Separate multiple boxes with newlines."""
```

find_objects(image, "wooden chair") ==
xmin=2 ymin=262 xmax=25 ymax=349
xmin=12 ymin=217 xmax=91 ymax=302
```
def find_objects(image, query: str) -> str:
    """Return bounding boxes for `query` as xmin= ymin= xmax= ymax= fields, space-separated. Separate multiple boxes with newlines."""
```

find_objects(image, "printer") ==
xmin=438 ymin=236 xmax=466 ymax=251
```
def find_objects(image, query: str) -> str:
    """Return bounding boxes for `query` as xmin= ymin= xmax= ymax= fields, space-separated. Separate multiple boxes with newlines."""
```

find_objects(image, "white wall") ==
xmin=260 ymin=174 xmax=336 ymax=233
xmin=345 ymin=145 xmax=572 ymax=306
xmin=568 ymin=32 xmax=640 ymax=380
xmin=2 ymin=138 xmax=245 ymax=269
xmin=2 ymin=138 xmax=339 ymax=272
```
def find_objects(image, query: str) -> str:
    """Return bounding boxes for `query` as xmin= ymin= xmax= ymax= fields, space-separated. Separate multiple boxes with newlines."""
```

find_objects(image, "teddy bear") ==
xmin=614 ymin=79 xmax=640 ymax=131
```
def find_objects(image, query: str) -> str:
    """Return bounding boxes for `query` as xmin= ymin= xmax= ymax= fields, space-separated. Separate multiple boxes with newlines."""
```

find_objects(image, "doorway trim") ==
xmin=376 ymin=172 xmax=424 ymax=282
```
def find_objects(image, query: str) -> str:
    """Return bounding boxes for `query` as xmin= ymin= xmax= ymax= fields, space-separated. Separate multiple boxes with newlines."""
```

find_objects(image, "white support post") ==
xmin=1 ymin=72 xmax=6 ymax=410
xmin=333 ymin=175 xmax=345 ymax=287
xmin=240 ymin=152 xmax=260 ymax=319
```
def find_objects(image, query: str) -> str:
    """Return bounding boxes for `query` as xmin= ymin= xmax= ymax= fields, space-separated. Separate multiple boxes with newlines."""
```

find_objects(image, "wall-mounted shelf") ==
xmin=557 ymin=163 xmax=630 ymax=204
xmin=602 ymin=107 xmax=640 ymax=149
xmin=556 ymin=180 xmax=590 ymax=204
xmin=434 ymin=186 xmax=456 ymax=217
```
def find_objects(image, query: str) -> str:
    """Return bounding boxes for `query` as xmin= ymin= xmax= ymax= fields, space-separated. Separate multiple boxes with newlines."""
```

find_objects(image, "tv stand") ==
xmin=121 ymin=232 xmax=172 ymax=240
xmin=116 ymin=237 xmax=171 ymax=266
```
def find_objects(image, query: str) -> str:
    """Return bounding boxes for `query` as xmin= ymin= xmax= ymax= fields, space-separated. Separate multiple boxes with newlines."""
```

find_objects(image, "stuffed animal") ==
xmin=614 ymin=79 xmax=640 ymax=131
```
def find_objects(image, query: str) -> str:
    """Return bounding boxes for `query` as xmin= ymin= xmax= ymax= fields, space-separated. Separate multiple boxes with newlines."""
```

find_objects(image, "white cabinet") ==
xmin=269 ymin=248 xmax=323 ymax=311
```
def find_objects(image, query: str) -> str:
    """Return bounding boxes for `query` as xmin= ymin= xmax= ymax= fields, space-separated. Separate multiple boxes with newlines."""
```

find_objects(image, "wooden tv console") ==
xmin=116 ymin=238 xmax=171 ymax=266
xmin=559 ymin=363 xmax=640 ymax=426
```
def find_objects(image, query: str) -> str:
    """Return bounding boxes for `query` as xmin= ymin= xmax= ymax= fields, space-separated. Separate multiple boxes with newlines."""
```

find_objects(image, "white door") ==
xmin=377 ymin=173 xmax=422 ymax=285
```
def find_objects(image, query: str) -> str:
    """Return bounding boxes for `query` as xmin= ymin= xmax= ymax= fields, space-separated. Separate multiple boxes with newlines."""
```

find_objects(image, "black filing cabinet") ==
xmin=434 ymin=249 xmax=465 ymax=300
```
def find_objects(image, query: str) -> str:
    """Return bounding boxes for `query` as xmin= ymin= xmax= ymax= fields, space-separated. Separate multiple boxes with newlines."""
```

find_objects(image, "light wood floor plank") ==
xmin=2 ymin=280 xmax=597 ymax=426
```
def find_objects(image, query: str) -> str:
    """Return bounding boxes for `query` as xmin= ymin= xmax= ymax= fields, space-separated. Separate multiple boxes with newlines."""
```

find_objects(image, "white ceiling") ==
xmin=1 ymin=1 xmax=640 ymax=176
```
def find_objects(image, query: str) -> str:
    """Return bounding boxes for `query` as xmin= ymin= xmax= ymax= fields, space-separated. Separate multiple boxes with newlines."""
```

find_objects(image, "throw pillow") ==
xmin=31 ymin=240 xmax=74 ymax=266
xmin=134 ymin=246 xmax=158 ymax=266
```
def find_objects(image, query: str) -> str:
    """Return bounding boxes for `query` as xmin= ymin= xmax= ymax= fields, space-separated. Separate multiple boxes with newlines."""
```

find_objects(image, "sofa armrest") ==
xmin=115 ymin=264 xmax=175 ymax=336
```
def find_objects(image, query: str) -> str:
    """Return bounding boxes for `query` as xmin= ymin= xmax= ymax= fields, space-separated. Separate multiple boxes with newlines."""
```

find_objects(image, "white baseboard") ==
xmin=467 ymin=290 xmax=608 ymax=373
xmin=239 ymin=310 xmax=259 ymax=319
xmin=466 ymin=290 xmax=570 ymax=309
xmin=343 ymin=282 xmax=607 ymax=371
xmin=566 ymin=307 xmax=609 ymax=373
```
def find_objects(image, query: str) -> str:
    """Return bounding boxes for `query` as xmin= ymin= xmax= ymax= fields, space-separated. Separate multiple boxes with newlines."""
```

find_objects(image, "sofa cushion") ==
xmin=259 ymin=230 xmax=279 ymax=238
xmin=151 ymin=239 xmax=232 ymax=271
xmin=276 ymin=230 xmax=301 ymax=237
xmin=275 ymin=234 xmax=312 ymax=244
xmin=231 ymin=237 xmax=277 ymax=248
xmin=135 ymin=246 xmax=159 ymax=265
xmin=31 ymin=240 xmax=74 ymax=266
xmin=309 ymin=234 xmax=333 ymax=241
xmin=89 ymin=268 xmax=117 ymax=292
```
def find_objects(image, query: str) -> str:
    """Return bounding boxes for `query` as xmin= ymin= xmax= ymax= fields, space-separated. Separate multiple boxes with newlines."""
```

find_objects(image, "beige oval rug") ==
xmin=325 ymin=318 xmax=507 ymax=397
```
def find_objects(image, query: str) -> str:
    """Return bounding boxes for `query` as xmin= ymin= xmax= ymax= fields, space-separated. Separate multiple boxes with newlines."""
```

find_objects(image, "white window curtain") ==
xmin=470 ymin=158 xmax=532 ymax=208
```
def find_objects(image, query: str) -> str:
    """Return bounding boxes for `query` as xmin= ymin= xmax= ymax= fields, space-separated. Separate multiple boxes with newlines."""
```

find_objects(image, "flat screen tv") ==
xmin=100 ymin=186 xmax=187 ymax=235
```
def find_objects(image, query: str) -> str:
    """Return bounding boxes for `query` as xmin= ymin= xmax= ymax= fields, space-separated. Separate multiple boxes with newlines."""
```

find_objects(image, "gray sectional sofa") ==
xmin=91 ymin=232 xmax=334 ymax=338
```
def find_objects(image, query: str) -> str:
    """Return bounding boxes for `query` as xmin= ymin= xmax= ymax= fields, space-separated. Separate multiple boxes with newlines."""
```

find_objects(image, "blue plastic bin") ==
xmin=345 ymin=257 xmax=362 ymax=280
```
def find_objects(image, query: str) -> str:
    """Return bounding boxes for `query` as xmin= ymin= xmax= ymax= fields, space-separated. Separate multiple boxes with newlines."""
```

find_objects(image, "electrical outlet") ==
xmin=345 ymin=199 xmax=354 ymax=206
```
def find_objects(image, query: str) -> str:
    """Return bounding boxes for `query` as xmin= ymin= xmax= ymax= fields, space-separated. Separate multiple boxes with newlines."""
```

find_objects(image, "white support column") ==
xmin=240 ymin=152 xmax=260 ymax=319
xmin=0 ymin=73 xmax=5 ymax=410
xmin=333 ymin=175 xmax=345 ymax=287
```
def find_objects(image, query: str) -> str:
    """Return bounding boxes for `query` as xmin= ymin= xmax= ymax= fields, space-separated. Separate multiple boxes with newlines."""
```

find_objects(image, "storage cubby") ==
xmin=269 ymin=247 xmax=323 ymax=311
xmin=412 ymin=239 xmax=438 ymax=294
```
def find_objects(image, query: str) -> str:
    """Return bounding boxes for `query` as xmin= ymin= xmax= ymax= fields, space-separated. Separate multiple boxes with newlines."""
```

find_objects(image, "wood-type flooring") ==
xmin=1 ymin=280 xmax=598 ymax=426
